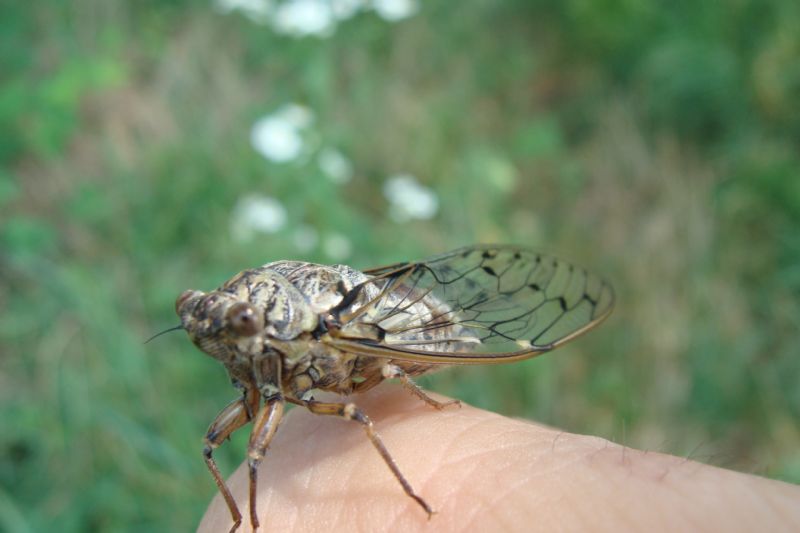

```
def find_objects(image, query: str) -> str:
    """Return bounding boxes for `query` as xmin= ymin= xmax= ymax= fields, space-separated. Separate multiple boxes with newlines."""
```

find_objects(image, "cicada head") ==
xmin=175 ymin=289 xmax=265 ymax=362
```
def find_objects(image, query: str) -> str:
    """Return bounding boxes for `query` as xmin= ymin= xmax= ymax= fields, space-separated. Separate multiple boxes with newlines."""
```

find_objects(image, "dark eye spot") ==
xmin=227 ymin=302 xmax=262 ymax=337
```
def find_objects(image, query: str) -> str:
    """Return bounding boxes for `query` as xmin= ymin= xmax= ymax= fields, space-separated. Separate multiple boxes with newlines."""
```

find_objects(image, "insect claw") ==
xmin=429 ymin=398 xmax=460 ymax=410
xmin=444 ymin=399 xmax=462 ymax=409
xmin=412 ymin=495 xmax=436 ymax=519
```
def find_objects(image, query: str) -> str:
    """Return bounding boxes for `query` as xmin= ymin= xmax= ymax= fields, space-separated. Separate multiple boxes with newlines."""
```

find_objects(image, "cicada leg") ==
xmin=287 ymin=397 xmax=434 ymax=518
xmin=382 ymin=364 xmax=461 ymax=410
xmin=203 ymin=387 xmax=260 ymax=533
xmin=246 ymin=394 xmax=285 ymax=531
xmin=349 ymin=371 xmax=385 ymax=394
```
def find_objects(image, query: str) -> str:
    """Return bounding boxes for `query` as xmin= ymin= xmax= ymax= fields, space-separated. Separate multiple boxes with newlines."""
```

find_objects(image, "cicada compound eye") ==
xmin=226 ymin=302 xmax=263 ymax=337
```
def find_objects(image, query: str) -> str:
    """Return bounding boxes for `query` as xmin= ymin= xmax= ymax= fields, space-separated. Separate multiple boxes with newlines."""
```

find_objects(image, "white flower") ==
xmin=230 ymin=194 xmax=288 ymax=242
xmin=272 ymin=0 xmax=336 ymax=37
xmin=331 ymin=0 xmax=367 ymax=20
xmin=373 ymin=0 xmax=419 ymax=21
xmin=213 ymin=0 xmax=414 ymax=34
xmin=213 ymin=0 xmax=273 ymax=24
xmin=383 ymin=173 xmax=438 ymax=222
xmin=318 ymin=148 xmax=353 ymax=184
xmin=292 ymin=225 xmax=319 ymax=252
xmin=250 ymin=103 xmax=313 ymax=163
xmin=277 ymin=102 xmax=314 ymax=128
xmin=323 ymin=233 xmax=352 ymax=260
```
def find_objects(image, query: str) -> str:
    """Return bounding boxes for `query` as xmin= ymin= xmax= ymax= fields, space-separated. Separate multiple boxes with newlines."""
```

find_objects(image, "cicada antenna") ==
xmin=144 ymin=325 xmax=184 ymax=344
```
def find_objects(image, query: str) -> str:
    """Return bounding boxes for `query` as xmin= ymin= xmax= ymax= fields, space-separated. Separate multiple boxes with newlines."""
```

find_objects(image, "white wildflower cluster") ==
xmin=288 ymin=224 xmax=317 ymax=252
xmin=250 ymin=103 xmax=313 ymax=163
xmin=317 ymin=147 xmax=353 ymax=184
xmin=250 ymin=104 xmax=355 ymax=186
xmin=229 ymin=195 xmax=353 ymax=260
xmin=229 ymin=194 xmax=288 ymax=242
xmin=323 ymin=232 xmax=353 ymax=260
xmin=214 ymin=0 xmax=419 ymax=37
xmin=240 ymin=102 xmax=437 ymax=250
xmin=383 ymin=173 xmax=439 ymax=222
xmin=236 ymin=103 xmax=359 ymax=251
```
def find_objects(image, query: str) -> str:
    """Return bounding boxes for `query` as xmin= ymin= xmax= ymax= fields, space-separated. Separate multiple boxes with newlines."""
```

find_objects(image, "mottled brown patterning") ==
xmin=173 ymin=245 xmax=614 ymax=532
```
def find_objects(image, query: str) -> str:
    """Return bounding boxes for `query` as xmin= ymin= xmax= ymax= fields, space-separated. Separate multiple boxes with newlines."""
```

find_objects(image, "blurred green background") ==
xmin=2 ymin=0 xmax=800 ymax=530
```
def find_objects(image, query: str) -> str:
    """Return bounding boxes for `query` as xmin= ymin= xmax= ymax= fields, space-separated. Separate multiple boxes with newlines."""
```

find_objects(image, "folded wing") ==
xmin=325 ymin=245 xmax=614 ymax=364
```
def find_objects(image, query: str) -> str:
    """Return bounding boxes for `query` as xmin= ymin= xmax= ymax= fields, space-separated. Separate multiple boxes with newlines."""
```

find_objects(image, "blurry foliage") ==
xmin=1 ymin=0 xmax=799 ymax=531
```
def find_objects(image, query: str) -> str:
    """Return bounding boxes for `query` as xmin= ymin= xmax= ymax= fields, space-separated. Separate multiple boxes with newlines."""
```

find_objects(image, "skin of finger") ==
xmin=198 ymin=385 xmax=800 ymax=533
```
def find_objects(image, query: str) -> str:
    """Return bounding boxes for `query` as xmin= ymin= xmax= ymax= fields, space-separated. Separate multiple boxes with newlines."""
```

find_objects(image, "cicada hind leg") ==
xmin=380 ymin=364 xmax=461 ymax=410
xmin=286 ymin=396 xmax=435 ymax=518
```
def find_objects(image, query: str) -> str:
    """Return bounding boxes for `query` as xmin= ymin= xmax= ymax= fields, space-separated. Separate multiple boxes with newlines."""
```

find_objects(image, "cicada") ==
xmin=174 ymin=245 xmax=614 ymax=532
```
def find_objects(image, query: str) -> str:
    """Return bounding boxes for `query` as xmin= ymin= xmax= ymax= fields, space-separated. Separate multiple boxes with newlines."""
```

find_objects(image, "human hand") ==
xmin=198 ymin=385 xmax=800 ymax=532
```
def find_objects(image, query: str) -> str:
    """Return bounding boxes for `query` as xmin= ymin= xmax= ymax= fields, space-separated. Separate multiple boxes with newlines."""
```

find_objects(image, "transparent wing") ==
xmin=324 ymin=245 xmax=614 ymax=364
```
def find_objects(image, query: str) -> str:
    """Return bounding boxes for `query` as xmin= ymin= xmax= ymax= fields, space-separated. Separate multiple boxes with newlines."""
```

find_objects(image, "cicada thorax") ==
xmin=252 ymin=261 xmax=374 ymax=396
xmin=260 ymin=261 xmax=464 ymax=397
xmin=221 ymin=267 xmax=317 ymax=341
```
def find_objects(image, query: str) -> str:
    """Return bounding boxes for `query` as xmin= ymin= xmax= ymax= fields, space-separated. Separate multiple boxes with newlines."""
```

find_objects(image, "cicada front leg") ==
xmin=246 ymin=394 xmax=285 ymax=531
xmin=203 ymin=387 xmax=260 ymax=533
xmin=287 ymin=397 xmax=434 ymax=518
